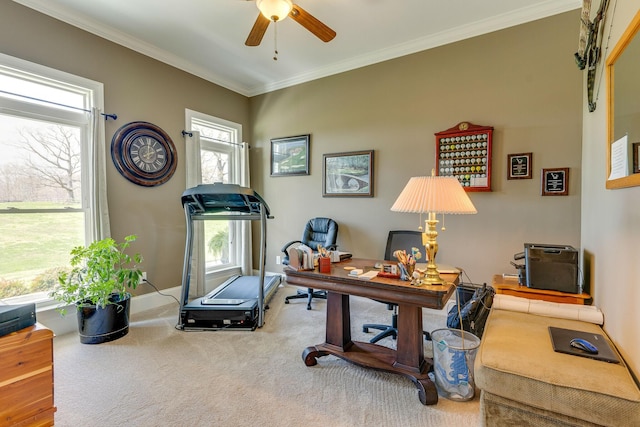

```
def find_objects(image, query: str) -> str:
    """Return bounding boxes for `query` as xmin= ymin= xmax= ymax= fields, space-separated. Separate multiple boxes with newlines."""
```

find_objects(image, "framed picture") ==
xmin=541 ymin=168 xmax=569 ymax=196
xmin=322 ymin=150 xmax=374 ymax=197
xmin=633 ymin=142 xmax=640 ymax=174
xmin=270 ymin=134 xmax=310 ymax=176
xmin=507 ymin=152 xmax=532 ymax=180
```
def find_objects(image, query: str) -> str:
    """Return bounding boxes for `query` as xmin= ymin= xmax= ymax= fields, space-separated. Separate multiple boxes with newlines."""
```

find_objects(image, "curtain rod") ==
xmin=0 ymin=89 xmax=117 ymax=120
xmin=181 ymin=130 xmax=249 ymax=148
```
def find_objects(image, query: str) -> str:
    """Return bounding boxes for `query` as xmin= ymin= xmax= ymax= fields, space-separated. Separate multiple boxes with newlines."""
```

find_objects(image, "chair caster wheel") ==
xmin=306 ymin=305 xmax=312 ymax=310
xmin=363 ymin=327 xmax=369 ymax=333
xmin=285 ymin=300 xmax=289 ymax=304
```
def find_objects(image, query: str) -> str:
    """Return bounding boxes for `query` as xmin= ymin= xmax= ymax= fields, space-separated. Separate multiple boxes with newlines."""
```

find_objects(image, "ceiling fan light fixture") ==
xmin=257 ymin=0 xmax=293 ymax=22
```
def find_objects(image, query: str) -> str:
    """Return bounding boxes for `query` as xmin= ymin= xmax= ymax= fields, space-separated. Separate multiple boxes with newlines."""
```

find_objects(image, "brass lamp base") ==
xmin=416 ymin=212 xmax=444 ymax=286
xmin=417 ymin=262 xmax=444 ymax=286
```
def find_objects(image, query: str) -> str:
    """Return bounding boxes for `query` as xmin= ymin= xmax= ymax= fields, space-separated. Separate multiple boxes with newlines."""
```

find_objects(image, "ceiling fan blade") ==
xmin=245 ymin=13 xmax=271 ymax=46
xmin=289 ymin=4 xmax=336 ymax=42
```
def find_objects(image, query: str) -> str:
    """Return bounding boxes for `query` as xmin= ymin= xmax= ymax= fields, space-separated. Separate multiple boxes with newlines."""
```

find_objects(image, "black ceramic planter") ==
xmin=76 ymin=293 xmax=131 ymax=344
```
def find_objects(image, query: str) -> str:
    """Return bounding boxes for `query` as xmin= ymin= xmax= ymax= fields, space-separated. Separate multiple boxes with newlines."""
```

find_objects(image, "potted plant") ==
xmin=50 ymin=235 xmax=143 ymax=344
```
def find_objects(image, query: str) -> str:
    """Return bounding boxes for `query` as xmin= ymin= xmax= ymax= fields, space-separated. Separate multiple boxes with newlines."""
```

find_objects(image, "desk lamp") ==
xmin=391 ymin=170 xmax=477 ymax=285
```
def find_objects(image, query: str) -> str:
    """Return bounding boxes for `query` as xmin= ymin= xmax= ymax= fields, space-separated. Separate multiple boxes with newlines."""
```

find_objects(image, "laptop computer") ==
xmin=548 ymin=326 xmax=620 ymax=363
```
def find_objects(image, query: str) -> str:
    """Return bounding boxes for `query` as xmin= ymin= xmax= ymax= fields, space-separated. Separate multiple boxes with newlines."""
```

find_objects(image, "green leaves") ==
xmin=50 ymin=235 xmax=143 ymax=311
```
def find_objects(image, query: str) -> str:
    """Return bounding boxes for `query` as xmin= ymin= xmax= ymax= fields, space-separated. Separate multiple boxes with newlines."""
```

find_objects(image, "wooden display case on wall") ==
xmin=0 ymin=323 xmax=56 ymax=426
xmin=435 ymin=122 xmax=493 ymax=192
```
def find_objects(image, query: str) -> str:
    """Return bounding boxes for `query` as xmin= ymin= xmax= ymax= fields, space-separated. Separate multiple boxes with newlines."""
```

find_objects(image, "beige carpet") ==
xmin=52 ymin=283 xmax=480 ymax=426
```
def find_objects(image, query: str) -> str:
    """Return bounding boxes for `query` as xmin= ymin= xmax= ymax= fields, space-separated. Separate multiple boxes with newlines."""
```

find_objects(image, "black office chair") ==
xmin=362 ymin=230 xmax=431 ymax=343
xmin=283 ymin=217 xmax=338 ymax=310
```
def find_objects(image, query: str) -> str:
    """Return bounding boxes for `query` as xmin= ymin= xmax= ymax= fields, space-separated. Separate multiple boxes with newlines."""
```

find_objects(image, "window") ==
xmin=0 ymin=54 xmax=104 ymax=304
xmin=186 ymin=110 xmax=246 ymax=275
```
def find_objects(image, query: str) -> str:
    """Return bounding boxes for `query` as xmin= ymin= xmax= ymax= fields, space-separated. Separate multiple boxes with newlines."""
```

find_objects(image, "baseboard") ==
xmin=39 ymin=271 xmax=283 ymax=337
xmin=38 ymin=286 xmax=183 ymax=337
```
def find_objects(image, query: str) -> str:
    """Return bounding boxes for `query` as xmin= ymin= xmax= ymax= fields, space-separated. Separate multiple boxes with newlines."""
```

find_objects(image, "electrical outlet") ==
xmin=140 ymin=271 xmax=147 ymax=284
xmin=276 ymin=256 xmax=281 ymax=265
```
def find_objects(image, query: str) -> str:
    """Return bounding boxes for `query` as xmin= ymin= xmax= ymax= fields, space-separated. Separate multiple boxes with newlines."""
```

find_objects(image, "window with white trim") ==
xmin=186 ymin=110 xmax=244 ymax=274
xmin=0 ymin=54 xmax=103 ymax=304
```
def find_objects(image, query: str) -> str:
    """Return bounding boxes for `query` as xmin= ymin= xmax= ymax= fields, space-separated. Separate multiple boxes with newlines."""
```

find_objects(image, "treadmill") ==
xmin=178 ymin=183 xmax=280 ymax=331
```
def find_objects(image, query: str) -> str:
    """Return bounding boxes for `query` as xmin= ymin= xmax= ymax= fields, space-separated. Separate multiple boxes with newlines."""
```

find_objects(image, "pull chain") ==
xmin=273 ymin=20 xmax=279 ymax=61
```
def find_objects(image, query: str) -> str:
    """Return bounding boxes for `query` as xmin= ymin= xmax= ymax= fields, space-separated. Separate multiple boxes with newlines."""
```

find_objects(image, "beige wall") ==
xmin=7 ymin=0 xmax=635 ymax=380
xmin=582 ymin=0 xmax=640 ymax=378
xmin=0 ymin=2 xmax=250 ymax=294
xmin=250 ymin=11 xmax=583 ymax=288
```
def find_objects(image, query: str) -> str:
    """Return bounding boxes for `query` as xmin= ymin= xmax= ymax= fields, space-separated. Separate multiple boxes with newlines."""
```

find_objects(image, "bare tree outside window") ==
xmin=0 ymin=117 xmax=84 ymax=300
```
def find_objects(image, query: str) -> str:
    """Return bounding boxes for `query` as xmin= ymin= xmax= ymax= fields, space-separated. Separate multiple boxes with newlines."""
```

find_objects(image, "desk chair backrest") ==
xmin=361 ymin=230 xmax=427 ymax=343
xmin=384 ymin=230 xmax=423 ymax=261
xmin=302 ymin=217 xmax=338 ymax=250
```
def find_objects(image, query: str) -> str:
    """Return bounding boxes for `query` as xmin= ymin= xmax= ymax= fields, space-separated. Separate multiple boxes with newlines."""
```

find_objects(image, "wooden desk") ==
xmin=492 ymin=275 xmax=591 ymax=305
xmin=284 ymin=258 xmax=458 ymax=405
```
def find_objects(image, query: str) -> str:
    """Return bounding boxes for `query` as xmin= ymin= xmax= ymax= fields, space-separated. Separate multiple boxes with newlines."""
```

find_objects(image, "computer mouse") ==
xmin=570 ymin=338 xmax=598 ymax=354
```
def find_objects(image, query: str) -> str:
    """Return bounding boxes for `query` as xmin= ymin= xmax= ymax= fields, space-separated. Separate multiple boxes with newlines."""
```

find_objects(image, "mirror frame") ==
xmin=606 ymin=9 xmax=640 ymax=189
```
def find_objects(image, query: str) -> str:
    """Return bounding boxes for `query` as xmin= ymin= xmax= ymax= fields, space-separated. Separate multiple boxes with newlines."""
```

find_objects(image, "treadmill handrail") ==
xmin=181 ymin=183 xmax=270 ymax=216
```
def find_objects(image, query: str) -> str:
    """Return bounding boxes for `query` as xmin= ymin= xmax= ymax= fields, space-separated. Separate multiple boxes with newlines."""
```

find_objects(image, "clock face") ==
xmin=111 ymin=122 xmax=177 ymax=187
xmin=128 ymin=135 xmax=168 ymax=173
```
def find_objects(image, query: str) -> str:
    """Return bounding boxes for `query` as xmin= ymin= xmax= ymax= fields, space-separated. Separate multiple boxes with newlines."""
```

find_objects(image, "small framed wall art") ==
xmin=541 ymin=168 xmax=569 ymax=196
xmin=507 ymin=153 xmax=532 ymax=180
xmin=322 ymin=150 xmax=374 ymax=197
xmin=633 ymin=142 xmax=640 ymax=174
xmin=270 ymin=134 xmax=310 ymax=176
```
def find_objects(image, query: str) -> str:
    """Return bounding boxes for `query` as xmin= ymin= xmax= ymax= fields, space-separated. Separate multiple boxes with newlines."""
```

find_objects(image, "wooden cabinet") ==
xmin=0 ymin=324 xmax=55 ymax=427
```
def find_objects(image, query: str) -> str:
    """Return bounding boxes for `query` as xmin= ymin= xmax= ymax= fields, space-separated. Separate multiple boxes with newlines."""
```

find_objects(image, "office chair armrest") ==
xmin=326 ymin=244 xmax=338 ymax=251
xmin=281 ymin=240 xmax=303 ymax=253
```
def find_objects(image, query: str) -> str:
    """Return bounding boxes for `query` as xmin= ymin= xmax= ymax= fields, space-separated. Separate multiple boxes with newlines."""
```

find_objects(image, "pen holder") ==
xmin=318 ymin=256 xmax=331 ymax=274
xmin=398 ymin=262 xmax=415 ymax=281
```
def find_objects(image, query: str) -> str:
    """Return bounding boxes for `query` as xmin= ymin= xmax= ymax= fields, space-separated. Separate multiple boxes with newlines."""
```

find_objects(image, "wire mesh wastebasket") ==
xmin=431 ymin=328 xmax=481 ymax=401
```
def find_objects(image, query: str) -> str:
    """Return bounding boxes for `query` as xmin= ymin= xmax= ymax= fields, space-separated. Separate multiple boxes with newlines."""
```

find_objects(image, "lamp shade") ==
xmin=391 ymin=175 xmax=477 ymax=214
xmin=257 ymin=0 xmax=293 ymax=21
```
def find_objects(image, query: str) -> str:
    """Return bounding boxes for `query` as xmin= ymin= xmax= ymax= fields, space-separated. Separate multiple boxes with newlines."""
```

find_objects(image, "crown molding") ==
xmin=14 ymin=0 xmax=581 ymax=97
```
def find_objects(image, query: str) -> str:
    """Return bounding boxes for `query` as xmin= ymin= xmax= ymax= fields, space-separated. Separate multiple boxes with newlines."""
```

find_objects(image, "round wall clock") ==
xmin=111 ymin=121 xmax=177 ymax=187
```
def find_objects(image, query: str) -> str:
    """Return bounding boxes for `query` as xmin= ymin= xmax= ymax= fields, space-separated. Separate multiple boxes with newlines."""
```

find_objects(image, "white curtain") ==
xmin=88 ymin=108 xmax=110 ymax=240
xmin=185 ymin=131 xmax=206 ymax=297
xmin=237 ymin=141 xmax=253 ymax=275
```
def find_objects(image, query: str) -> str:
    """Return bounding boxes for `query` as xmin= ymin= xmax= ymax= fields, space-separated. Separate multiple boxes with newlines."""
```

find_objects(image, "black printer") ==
xmin=513 ymin=243 xmax=580 ymax=294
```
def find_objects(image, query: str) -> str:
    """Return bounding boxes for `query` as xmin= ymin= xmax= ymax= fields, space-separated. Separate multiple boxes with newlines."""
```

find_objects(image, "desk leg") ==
xmin=303 ymin=292 xmax=352 ymax=366
xmin=302 ymin=295 xmax=438 ymax=405
xmin=394 ymin=304 xmax=437 ymax=405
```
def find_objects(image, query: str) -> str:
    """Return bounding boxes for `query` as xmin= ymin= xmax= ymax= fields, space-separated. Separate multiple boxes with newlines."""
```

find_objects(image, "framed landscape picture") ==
xmin=322 ymin=150 xmax=374 ymax=197
xmin=270 ymin=134 xmax=310 ymax=176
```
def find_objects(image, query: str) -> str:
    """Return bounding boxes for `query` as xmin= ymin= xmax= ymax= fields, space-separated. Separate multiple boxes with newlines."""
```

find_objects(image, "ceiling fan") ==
xmin=245 ymin=0 xmax=336 ymax=47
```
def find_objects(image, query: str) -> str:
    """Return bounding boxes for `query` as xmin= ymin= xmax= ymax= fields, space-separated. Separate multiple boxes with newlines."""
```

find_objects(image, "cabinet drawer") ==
xmin=0 ymin=339 xmax=52 ymax=385
xmin=0 ymin=370 xmax=54 ymax=426
xmin=12 ymin=407 xmax=56 ymax=427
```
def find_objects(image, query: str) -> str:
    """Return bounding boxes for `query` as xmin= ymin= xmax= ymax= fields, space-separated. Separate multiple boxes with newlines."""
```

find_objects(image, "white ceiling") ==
xmin=14 ymin=0 xmax=581 ymax=97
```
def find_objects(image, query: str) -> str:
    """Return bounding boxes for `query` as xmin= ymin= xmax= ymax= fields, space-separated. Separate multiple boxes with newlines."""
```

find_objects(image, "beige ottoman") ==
xmin=474 ymin=309 xmax=640 ymax=426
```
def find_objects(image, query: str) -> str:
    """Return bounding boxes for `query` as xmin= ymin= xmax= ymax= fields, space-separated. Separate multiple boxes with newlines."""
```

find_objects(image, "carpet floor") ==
xmin=52 ymin=283 xmax=480 ymax=426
